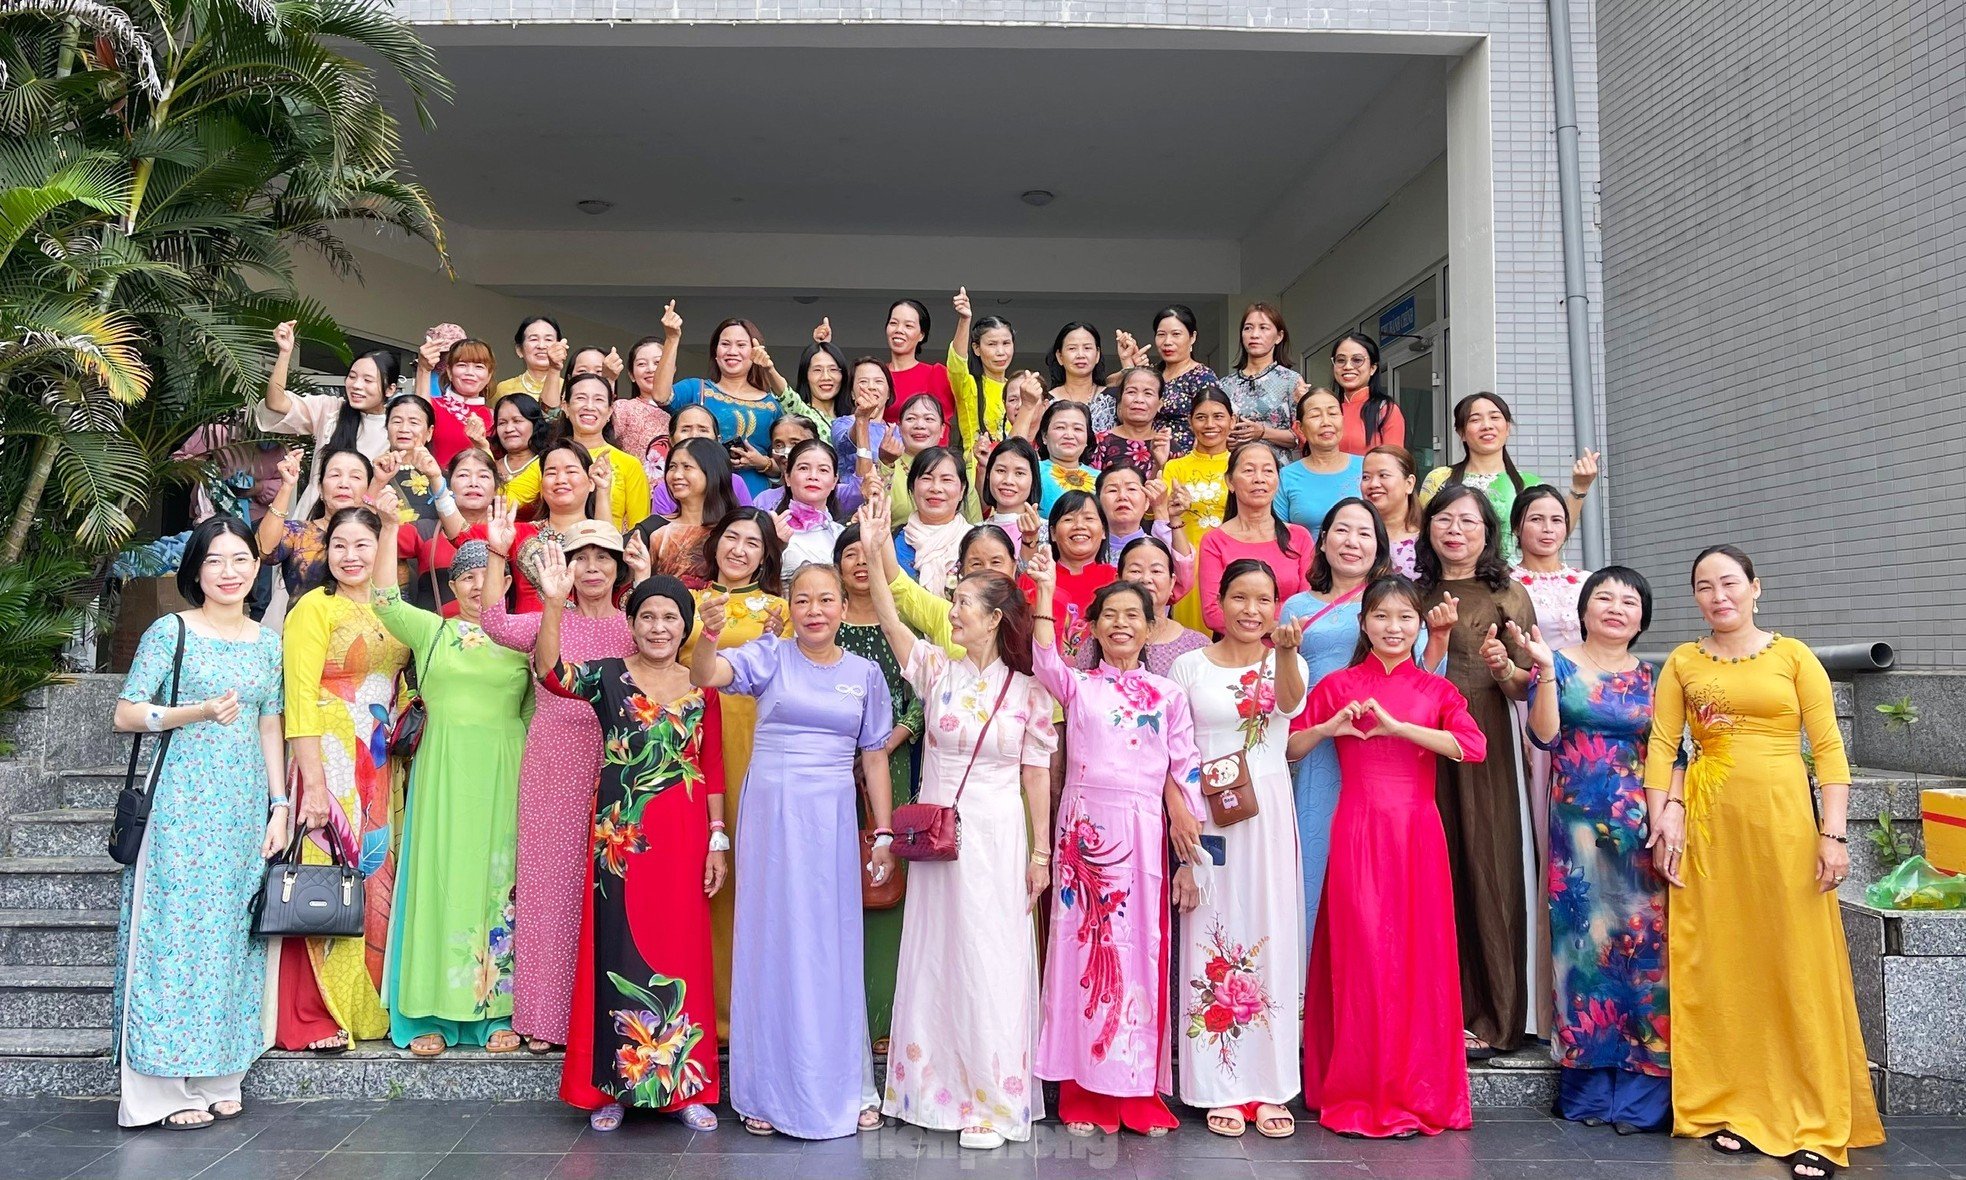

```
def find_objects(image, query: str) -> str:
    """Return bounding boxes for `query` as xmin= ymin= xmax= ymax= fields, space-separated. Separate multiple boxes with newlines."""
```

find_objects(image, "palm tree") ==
xmin=0 ymin=0 xmax=450 ymax=705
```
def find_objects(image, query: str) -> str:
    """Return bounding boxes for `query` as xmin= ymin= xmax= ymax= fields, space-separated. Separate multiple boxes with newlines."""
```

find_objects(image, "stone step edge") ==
xmin=0 ymin=858 xmax=120 ymax=874
xmin=9 ymin=811 xmax=112 ymax=825
xmin=0 ymin=909 xmax=118 ymax=928
xmin=0 ymin=966 xmax=112 ymax=989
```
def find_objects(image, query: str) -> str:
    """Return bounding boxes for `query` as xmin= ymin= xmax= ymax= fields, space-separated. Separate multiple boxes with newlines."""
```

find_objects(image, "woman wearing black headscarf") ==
xmin=535 ymin=564 xmax=731 ymax=1135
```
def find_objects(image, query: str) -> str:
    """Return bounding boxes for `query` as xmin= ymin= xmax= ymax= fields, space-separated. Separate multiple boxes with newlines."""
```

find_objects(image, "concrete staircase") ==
xmin=0 ymin=672 xmax=1953 ymax=1106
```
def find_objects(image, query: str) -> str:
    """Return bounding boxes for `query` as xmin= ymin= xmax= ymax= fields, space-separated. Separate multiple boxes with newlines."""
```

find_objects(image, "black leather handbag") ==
xmin=249 ymin=827 xmax=365 ymax=939
xmin=107 ymin=615 xmax=187 ymax=866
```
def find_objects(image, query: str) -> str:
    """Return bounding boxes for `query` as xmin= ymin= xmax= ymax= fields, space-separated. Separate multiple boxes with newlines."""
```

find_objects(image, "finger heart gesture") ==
xmin=698 ymin=591 xmax=730 ymax=635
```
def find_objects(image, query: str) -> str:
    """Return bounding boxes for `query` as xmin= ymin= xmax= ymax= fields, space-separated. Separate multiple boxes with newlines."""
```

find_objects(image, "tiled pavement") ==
xmin=0 ymin=1097 xmax=1956 ymax=1180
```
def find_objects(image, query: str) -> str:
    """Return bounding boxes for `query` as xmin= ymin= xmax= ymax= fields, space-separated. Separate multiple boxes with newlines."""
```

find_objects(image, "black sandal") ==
xmin=1789 ymin=1150 xmax=1837 ymax=1178
xmin=1710 ymin=1130 xmax=1756 ymax=1155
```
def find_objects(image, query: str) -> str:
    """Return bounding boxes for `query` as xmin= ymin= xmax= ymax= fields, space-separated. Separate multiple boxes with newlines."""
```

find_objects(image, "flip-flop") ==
xmin=743 ymin=1117 xmax=775 ymax=1136
xmin=484 ymin=1030 xmax=522 ymax=1054
xmin=409 ymin=1034 xmax=446 ymax=1058
xmin=208 ymin=1102 xmax=243 ymax=1122
xmin=162 ymin=1109 xmax=212 ymax=1131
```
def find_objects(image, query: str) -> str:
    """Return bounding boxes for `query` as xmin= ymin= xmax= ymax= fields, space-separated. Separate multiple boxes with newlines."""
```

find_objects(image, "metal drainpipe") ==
xmin=1546 ymin=0 xmax=1606 ymax=567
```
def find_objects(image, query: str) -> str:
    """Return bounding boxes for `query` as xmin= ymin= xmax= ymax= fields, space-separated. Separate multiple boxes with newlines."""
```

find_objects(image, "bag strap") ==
xmin=124 ymin=614 xmax=188 ymax=792
xmin=1299 ymin=582 xmax=1365 ymax=630
xmin=947 ymin=672 xmax=1017 ymax=809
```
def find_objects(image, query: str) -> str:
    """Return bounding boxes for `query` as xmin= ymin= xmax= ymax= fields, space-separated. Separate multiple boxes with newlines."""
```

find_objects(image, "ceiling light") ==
xmin=1020 ymin=190 xmax=1055 ymax=208
xmin=575 ymin=199 xmax=613 ymax=215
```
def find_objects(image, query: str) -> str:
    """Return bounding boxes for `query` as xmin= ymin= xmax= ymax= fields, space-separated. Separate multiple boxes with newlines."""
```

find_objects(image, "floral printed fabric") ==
xmin=1534 ymin=653 xmax=1669 ymax=1076
xmin=543 ymin=658 xmax=724 ymax=1111
xmin=113 ymin=621 xmax=283 ymax=1077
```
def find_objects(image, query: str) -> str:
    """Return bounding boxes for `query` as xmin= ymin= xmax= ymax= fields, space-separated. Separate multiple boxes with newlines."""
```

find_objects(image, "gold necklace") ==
xmin=200 ymin=607 xmax=252 ymax=643
xmin=517 ymin=370 xmax=547 ymax=395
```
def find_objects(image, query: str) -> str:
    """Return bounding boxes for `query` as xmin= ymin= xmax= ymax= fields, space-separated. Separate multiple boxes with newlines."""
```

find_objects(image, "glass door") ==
xmin=1384 ymin=338 xmax=1445 ymax=473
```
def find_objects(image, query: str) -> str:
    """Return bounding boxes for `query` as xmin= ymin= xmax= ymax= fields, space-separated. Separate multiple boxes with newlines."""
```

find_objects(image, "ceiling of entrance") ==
xmin=392 ymin=44 xmax=1416 ymax=240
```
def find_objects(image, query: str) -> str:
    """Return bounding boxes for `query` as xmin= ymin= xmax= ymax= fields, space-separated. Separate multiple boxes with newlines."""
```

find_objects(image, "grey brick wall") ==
xmin=1599 ymin=0 xmax=1966 ymax=668
xmin=394 ymin=0 xmax=1607 ymax=483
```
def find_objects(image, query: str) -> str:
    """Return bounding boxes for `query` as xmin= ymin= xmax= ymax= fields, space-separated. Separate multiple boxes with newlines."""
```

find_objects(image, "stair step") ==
xmin=0 ymin=966 xmax=113 ymax=1030
xmin=0 ymin=858 xmax=122 ymax=910
xmin=0 ymin=1028 xmax=111 ymax=1058
xmin=1847 ymin=769 xmax=1966 ymax=820
xmin=49 ymin=771 xmax=127 ymax=813
xmin=0 ymin=909 xmax=118 ymax=969
xmin=8 ymin=810 xmax=110 ymax=860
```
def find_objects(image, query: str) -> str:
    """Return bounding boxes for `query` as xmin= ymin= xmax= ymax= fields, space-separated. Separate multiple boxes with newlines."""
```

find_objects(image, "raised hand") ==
xmin=1167 ymin=483 xmax=1192 ymax=522
xmin=1228 ymin=417 xmax=1262 ymax=446
xmin=1327 ymin=700 xmax=1371 ymax=740
xmin=952 ymin=286 xmax=971 ymax=319
xmin=371 ymin=484 xmax=402 ymax=524
xmin=1359 ymin=697 xmax=1403 ymax=736
xmin=275 ymin=447 xmax=304 ymax=487
xmin=972 ymin=432 xmax=995 ymax=467
xmin=623 ymin=530 xmax=651 ymax=584
xmin=1506 ymin=620 xmax=1554 ymax=672
xmin=877 ymin=427 xmax=906 ymax=465
xmin=548 ymin=338 xmax=570 ymax=371
xmin=1115 ymin=329 xmax=1145 ymax=369
xmin=602 ymin=347 xmax=625 ymax=382
xmin=1150 ymin=427 xmax=1173 ymax=465
xmin=1425 ymin=592 xmax=1460 ymax=633
xmin=1024 ymin=546 xmax=1056 ymax=590
xmin=698 ymin=590 xmax=730 ymax=636
xmin=762 ymin=600 xmax=789 ymax=637
xmin=410 ymin=445 xmax=440 ymax=478
xmin=463 ymin=412 xmax=489 ymax=448
xmin=1271 ymin=617 xmax=1306 ymax=652
xmin=857 ymin=491 xmax=893 ymax=542
xmin=772 ymin=510 xmax=792 ymax=543
xmin=812 ymin=316 xmax=832 ymax=345
xmin=485 ymin=496 xmax=518 ymax=556
xmin=661 ymin=300 xmax=683 ymax=339
xmin=418 ymin=338 xmax=445 ymax=372
xmin=751 ymin=341 xmax=775 ymax=375
xmin=203 ymin=688 xmax=241 ymax=726
xmin=1571 ymin=449 xmax=1601 ymax=496
xmin=1002 ymin=372 xmax=1027 ymax=423
xmin=534 ymin=542 xmax=575 ymax=604
xmin=1479 ymin=624 xmax=1513 ymax=678
xmin=589 ymin=456 xmax=614 ymax=499
xmin=273 ymin=319 xmax=298 ymax=354
xmin=1016 ymin=502 xmax=1041 ymax=542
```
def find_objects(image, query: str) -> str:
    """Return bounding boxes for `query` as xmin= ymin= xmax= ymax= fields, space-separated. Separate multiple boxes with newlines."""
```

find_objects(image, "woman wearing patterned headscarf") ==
xmin=372 ymin=529 xmax=533 ymax=1058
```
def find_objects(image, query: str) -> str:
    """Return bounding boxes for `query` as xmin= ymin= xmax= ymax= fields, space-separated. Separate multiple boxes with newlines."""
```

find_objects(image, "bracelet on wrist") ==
xmin=1662 ymin=797 xmax=1686 ymax=812
xmin=1821 ymin=831 xmax=1848 ymax=844
xmin=1032 ymin=613 xmax=1055 ymax=622
xmin=1029 ymin=850 xmax=1053 ymax=867
xmin=709 ymin=820 xmax=727 ymax=832
xmin=872 ymin=827 xmax=894 ymax=837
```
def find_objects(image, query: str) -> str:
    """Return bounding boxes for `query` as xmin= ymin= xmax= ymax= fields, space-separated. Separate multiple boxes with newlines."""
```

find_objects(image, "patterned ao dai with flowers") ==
xmin=1168 ymin=647 xmax=1309 ymax=1109
xmin=542 ymin=658 xmax=725 ymax=1114
xmin=1530 ymin=652 xmax=1669 ymax=1128
xmin=1031 ymin=641 xmax=1203 ymax=1100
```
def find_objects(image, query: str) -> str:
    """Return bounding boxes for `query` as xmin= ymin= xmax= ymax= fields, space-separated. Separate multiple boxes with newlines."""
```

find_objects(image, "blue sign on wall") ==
xmin=1378 ymin=295 xmax=1416 ymax=341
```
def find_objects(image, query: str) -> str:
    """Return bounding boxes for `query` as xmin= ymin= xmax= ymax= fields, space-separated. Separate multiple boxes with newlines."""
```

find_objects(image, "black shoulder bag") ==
xmin=107 ymin=615 xmax=187 ymax=866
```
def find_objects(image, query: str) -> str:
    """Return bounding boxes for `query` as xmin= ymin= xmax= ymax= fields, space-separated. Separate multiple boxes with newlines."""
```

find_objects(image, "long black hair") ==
xmin=669 ymin=436 xmax=738 ymax=524
xmin=968 ymin=314 xmax=1015 ymax=386
xmin=705 ymin=506 xmax=785 ymax=597
xmin=1332 ymin=333 xmax=1395 ymax=451
xmin=325 ymin=349 xmax=401 ymax=456
xmin=1307 ymin=496 xmax=1392 ymax=594
xmin=1414 ymin=483 xmax=1511 ymax=592
xmin=1349 ymin=575 xmax=1427 ymax=666
xmin=1444 ymin=392 xmax=1527 ymax=495
xmin=1045 ymin=321 xmax=1108 ymax=387
xmin=794 ymin=339 xmax=851 ymax=417
xmin=979 ymin=436 xmax=1040 ymax=516
xmin=1221 ymin=441 xmax=1298 ymax=559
